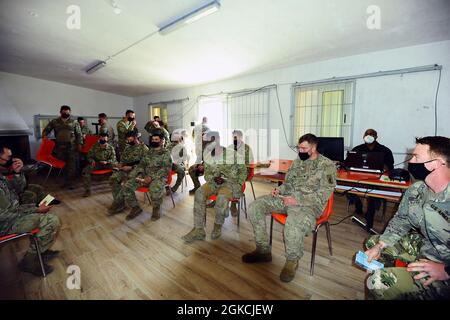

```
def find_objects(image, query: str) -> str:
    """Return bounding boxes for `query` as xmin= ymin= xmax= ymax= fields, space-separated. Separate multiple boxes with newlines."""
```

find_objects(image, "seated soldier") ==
xmin=182 ymin=139 xmax=248 ymax=242
xmin=0 ymin=144 xmax=60 ymax=276
xmin=167 ymin=131 xmax=187 ymax=193
xmin=0 ymin=146 xmax=60 ymax=206
xmin=82 ymin=132 xmax=117 ymax=197
xmin=364 ymin=136 xmax=450 ymax=300
xmin=242 ymin=134 xmax=336 ymax=283
xmin=111 ymin=132 xmax=172 ymax=221
xmin=144 ymin=120 xmax=170 ymax=148
xmin=108 ymin=131 xmax=149 ymax=215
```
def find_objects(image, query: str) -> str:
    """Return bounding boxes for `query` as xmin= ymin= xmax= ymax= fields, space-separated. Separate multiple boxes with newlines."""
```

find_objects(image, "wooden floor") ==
xmin=0 ymin=174 xmax=395 ymax=300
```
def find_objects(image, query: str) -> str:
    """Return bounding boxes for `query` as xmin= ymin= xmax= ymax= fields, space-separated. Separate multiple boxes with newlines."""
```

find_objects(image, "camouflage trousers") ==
xmin=7 ymin=213 xmax=60 ymax=254
xmin=53 ymin=143 xmax=78 ymax=183
xmin=114 ymin=176 xmax=166 ymax=209
xmin=193 ymin=182 xmax=233 ymax=228
xmin=82 ymin=163 xmax=114 ymax=191
xmin=19 ymin=184 xmax=45 ymax=205
xmin=248 ymin=195 xmax=318 ymax=261
xmin=110 ymin=170 xmax=130 ymax=201
xmin=365 ymin=234 xmax=450 ymax=299
xmin=171 ymin=163 xmax=185 ymax=191
xmin=188 ymin=164 xmax=203 ymax=189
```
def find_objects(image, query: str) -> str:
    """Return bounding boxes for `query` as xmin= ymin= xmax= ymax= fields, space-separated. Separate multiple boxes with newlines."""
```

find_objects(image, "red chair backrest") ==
xmin=246 ymin=167 xmax=255 ymax=181
xmin=168 ymin=170 xmax=175 ymax=185
xmin=80 ymin=135 xmax=100 ymax=154
xmin=36 ymin=138 xmax=55 ymax=161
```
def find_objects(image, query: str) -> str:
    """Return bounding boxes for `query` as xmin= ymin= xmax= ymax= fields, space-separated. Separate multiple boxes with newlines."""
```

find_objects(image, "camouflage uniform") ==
xmin=42 ymin=117 xmax=83 ymax=184
xmin=7 ymin=172 xmax=45 ymax=205
xmin=144 ymin=122 xmax=170 ymax=147
xmin=167 ymin=141 xmax=187 ymax=192
xmin=110 ymin=143 xmax=149 ymax=202
xmin=113 ymin=147 xmax=172 ymax=210
xmin=99 ymin=122 xmax=116 ymax=142
xmin=82 ymin=142 xmax=117 ymax=191
xmin=116 ymin=118 xmax=137 ymax=154
xmin=192 ymin=147 xmax=247 ymax=228
xmin=248 ymin=154 xmax=336 ymax=260
xmin=366 ymin=181 xmax=450 ymax=300
xmin=188 ymin=141 xmax=217 ymax=190
xmin=0 ymin=173 xmax=60 ymax=254
xmin=80 ymin=125 xmax=92 ymax=137
xmin=193 ymin=124 xmax=210 ymax=163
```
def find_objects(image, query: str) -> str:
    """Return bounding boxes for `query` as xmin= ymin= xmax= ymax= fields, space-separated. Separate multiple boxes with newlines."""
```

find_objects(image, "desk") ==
xmin=253 ymin=159 xmax=292 ymax=184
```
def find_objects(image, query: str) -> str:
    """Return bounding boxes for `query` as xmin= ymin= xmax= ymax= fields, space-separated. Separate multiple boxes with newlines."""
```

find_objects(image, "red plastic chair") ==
xmin=0 ymin=228 xmax=47 ymax=277
xmin=80 ymin=135 xmax=99 ymax=154
xmin=136 ymin=171 xmax=175 ymax=208
xmin=269 ymin=193 xmax=334 ymax=275
xmin=36 ymin=138 xmax=66 ymax=185
xmin=208 ymin=182 xmax=247 ymax=227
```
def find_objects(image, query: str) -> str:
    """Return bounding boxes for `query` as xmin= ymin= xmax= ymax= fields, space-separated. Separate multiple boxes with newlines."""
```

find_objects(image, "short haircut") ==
xmin=125 ymin=130 xmax=138 ymax=138
xmin=0 ymin=143 xmax=8 ymax=155
xmin=126 ymin=109 xmax=134 ymax=115
xmin=416 ymin=136 xmax=450 ymax=168
xmin=232 ymin=129 xmax=243 ymax=138
xmin=151 ymin=131 xmax=164 ymax=139
xmin=60 ymin=105 xmax=71 ymax=112
xmin=99 ymin=132 xmax=109 ymax=138
xmin=98 ymin=113 xmax=107 ymax=118
xmin=153 ymin=116 xmax=160 ymax=120
xmin=77 ymin=117 xmax=85 ymax=121
xmin=298 ymin=133 xmax=319 ymax=146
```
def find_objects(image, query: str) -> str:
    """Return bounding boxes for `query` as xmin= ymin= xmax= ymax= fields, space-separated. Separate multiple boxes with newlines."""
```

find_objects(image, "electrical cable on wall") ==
xmin=434 ymin=67 xmax=442 ymax=136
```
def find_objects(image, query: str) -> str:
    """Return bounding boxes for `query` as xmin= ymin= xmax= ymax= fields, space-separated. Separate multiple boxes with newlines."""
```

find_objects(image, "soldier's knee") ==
xmin=42 ymin=213 xmax=61 ymax=230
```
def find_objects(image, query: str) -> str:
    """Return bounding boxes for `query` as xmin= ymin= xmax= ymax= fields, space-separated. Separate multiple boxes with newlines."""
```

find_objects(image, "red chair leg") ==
xmin=325 ymin=221 xmax=333 ymax=256
xmin=43 ymin=165 xmax=53 ymax=185
xmin=250 ymin=180 xmax=256 ymax=200
xmin=269 ymin=216 xmax=274 ymax=245
xmin=310 ymin=229 xmax=318 ymax=276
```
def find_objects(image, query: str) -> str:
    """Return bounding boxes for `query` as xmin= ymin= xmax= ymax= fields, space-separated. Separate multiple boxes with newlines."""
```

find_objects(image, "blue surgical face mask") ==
xmin=99 ymin=139 xmax=107 ymax=145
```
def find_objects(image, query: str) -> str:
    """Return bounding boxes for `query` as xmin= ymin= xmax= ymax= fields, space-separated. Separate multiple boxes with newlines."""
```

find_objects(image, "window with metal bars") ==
xmin=292 ymin=81 xmax=354 ymax=147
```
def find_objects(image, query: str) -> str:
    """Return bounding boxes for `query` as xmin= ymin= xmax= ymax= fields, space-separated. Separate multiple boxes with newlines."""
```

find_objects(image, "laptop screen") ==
xmin=344 ymin=151 xmax=385 ymax=173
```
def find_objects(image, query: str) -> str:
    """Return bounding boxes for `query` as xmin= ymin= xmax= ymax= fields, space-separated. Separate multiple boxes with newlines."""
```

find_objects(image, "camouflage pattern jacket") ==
xmin=42 ymin=117 xmax=83 ymax=145
xmin=380 ymin=181 xmax=450 ymax=264
xmin=87 ymin=142 xmax=117 ymax=165
xmin=120 ymin=143 xmax=149 ymax=166
xmin=204 ymin=147 xmax=247 ymax=197
xmin=99 ymin=123 xmax=116 ymax=141
xmin=144 ymin=124 xmax=170 ymax=148
xmin=117 ymin=119 xmax=137 ymax=144
xmin=129 ymin=147 xmax=172 ymax=183
xmin=0 ymin=173 xmax=36 ymax=235
xmin=278 ymin=154 xmax=336 ymax=214
xmin=228 ymin=142 xmax=254 ymax=166
xmin=80 ymin=125 xmax=92 ymax=136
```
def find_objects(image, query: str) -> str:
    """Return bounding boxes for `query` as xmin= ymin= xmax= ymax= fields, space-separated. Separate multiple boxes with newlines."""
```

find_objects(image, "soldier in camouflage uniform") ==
xmin=242 ymin=134 xmax=336 ymax=283
xmin=365 ymin=136 xmax=450 ymax=300
xmin=167 ymin=131 xmax=187 ymax=193
xmin=116 ymin=110 xmax=138 ymax=156
xmin=111 ymin=133 xmax=172 ymax=221
xmin=228 ymin=129 xmax=254 ymax=216
xmin=98 ymin=113 xmax=116 ymax=143
xmin=182 ymin=141 xmax=247 ymax=242
xmin=108 ymin=131 xmax=148 ymax=214
xmin=77 ymin=117 xmax=92 ymax=138
xmin=192 ymin=117 xmax=210 ymax=164
xmin=82 ymin=132 xmax=117 ymax=197
xmin=144 ymin=120 xmax=170 ymax=147
xmin=42 ymin=105 xmax=83 ymax=188
xmin=0 ymin=144 xmax=60 ymax=276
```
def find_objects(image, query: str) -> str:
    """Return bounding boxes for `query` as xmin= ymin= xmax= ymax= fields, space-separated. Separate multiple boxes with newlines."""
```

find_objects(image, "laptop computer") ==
xmin=344 ymin=151 xmax=384 ymax=173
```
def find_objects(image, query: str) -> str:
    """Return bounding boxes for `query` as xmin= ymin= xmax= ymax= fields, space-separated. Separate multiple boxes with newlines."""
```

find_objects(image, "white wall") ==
xmin=134 ymin=40 xmax=450 ymax=165
xmin=0 ymin=71 xmax=133 ymax=157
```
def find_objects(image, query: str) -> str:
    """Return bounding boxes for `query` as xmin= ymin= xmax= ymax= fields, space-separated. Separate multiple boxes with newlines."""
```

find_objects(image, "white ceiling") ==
xmin=1 ymin=0 xmax=449 ymax=97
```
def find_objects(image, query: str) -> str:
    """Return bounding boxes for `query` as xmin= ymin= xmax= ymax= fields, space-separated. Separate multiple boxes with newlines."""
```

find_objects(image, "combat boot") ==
xmin=210 ymin=223 xmax=222 ymax=240
xmin=125 ymin=206 xmax=143 ymax=220
xmin=279 ymin=259 xmax=299 ymax=282
xmin=18 ymin=252 xmax=53 ymax=277
xmin=42 ymin=249 xmax=60 ymax=261
xmin=230 ymin=202 xmax=238 ymax=217
xmin=242 ymin=248 xmax=272 ymax=263
xmin=182 ymin=228 xmax=206 ymax=243
xmin=107 ymin=202 xmax=125 ymax=215
xmin=151 ymin=206 xmax=161 ymax=221
xmin=189 ymin=187 xmax=199 ymax=195
xmin=82 ymin=189 xmax=91 ymax=197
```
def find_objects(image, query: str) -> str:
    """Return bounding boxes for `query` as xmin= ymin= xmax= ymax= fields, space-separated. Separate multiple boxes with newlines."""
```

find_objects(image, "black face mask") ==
xmin=1 ymin=158 xmax=13 ymax=168
xmin=233 ymin=139 xmax=238 ymax=150
xmin=61 ymin=113 xmax=70 ymax=119
xmin=298 ymin=152 xmax=310 ymax=161
xmin=127 ymin=117 xmax=135 ymax=122
xmin=150 ymin=141 xmax=160 ymax=148
xmin=408 ymin=162 xmax=433 ymax=180
xmin=99 ymin=139 xmax=107 ymax=145
xmin=127 ymin=141 xmax=136 ymax=146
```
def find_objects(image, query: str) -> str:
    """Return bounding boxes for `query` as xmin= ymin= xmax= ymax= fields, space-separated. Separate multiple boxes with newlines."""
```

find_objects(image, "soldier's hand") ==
xmin=214 ymin=177 xmax=224 ymax=185
xmin=407 ymin=259 xmax=450 ymax=286
xmin=11 ymin=158 xmax=23 ymax=173
xmin=271 ymin=189 xmax=280 ymax=197
xmin=143 ymin=176 xmax=152 ymax=185
xmin=281 ymin=196 xmax=298 ymax=206
xmin=121 ymin=165 xmax=132 ymax=172
xmin=36 ymin=204 xmax=52 ymax=213
xmin=365 ymin=242 xmax=384 ymax=263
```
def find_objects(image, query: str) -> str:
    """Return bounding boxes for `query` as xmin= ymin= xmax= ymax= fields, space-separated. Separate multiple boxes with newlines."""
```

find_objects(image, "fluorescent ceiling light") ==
xmin=159 ymin=1 xmax=221 ymax=36
xmin=85 ymin=60 xmax=106 ymax=74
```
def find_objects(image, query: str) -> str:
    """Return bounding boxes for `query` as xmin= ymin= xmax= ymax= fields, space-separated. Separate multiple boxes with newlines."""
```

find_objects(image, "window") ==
xmin=149 ymin=104 xmax=168 ymax=127
xmin=292 ymin=81 xmax=354 ymax=147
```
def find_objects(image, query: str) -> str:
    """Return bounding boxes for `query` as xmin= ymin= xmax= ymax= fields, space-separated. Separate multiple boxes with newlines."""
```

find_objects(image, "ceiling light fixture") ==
xmin=85 ymin=60 xmax=106 ymax=74
xmin=111 ymin=0 xmax=122 ymax=14
xmin=159 ymin=0 xmax=221 ymax=36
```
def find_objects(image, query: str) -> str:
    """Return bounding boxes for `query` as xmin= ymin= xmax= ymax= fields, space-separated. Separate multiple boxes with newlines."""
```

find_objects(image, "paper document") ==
xmin=39 ymin=194 xmax=55 ymax=206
